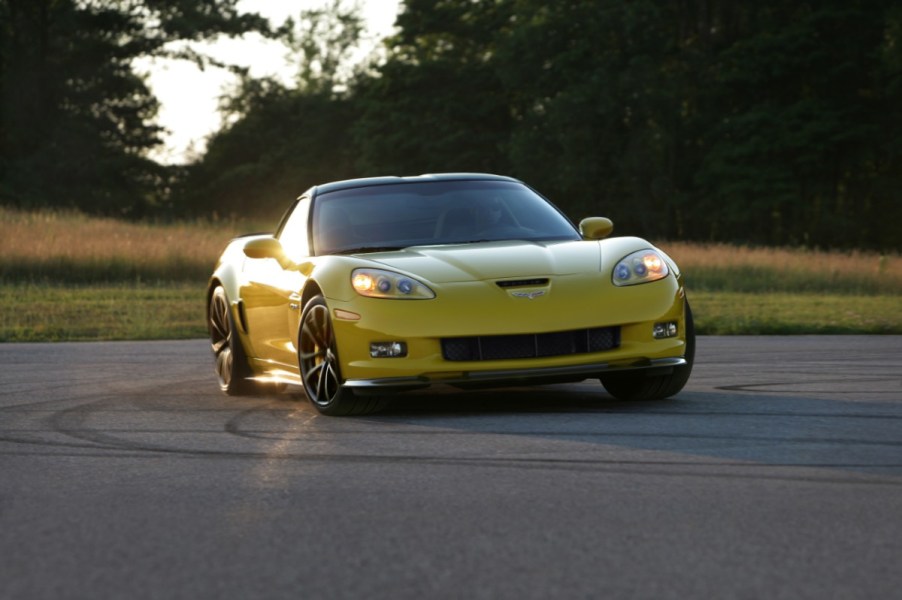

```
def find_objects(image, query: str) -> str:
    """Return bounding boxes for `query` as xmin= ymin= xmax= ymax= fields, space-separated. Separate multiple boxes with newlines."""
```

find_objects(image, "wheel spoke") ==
xmin=323 ymin=359 xmax=338 ymax=399
xmin=210 ymin=315 xmax=226 ymax=340
xmin=216 ymin=348 xmax=232 ymax=385
xmin=300 ymin=348 xmax=326 ymax=362
xmin=319 ymin=314 xmax=332 ymax=346
xmin=316 ymin=358 xmax=329 ymax=399
xmin=308 ymin=308 xmax=328 ymax=346
xmin=210 ymin=295 xmax=231 ymax=354
xmin=209 ymin=288 xmax=244 ymax=393
xmin=300 ymin=302 xmax=342 ymax=407
xmin=305 ymin=361 xmax=325 ymax=389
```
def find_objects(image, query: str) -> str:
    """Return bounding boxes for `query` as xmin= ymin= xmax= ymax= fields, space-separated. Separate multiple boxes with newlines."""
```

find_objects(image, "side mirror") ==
xmin=243 ymin=237 xmax=313 ymax=275
xmin=243 ymin=237 xmax=285 ymax=260
xmin=579 ymin=217 xmax=614 ymax=240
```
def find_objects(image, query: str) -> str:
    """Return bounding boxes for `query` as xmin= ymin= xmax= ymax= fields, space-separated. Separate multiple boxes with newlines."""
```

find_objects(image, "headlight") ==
xmin=612 ymin=250 xmax=670 ymax=286
xmin=351 ymin=268 xmax=435 ymax=299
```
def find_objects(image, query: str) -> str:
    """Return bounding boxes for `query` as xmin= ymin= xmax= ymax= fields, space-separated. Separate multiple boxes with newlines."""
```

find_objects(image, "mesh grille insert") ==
xmin=441 ymin=327 xmax=620 ymax=362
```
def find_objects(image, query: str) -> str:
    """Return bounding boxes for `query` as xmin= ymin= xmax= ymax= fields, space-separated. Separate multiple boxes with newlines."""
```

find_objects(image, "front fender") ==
xmin=207 ymin=236 xmax=259 ymax=335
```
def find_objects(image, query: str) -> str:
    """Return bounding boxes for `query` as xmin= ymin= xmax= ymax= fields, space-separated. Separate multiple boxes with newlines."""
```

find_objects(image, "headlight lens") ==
xmin=351 ymin=268 xmax=435 ymax=299
xmin=612 ymin=250 xmax=670 ymax=286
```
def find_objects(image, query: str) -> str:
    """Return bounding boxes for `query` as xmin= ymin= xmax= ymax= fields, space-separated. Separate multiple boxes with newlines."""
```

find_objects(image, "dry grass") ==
xmin=0 ymin=206 xmax=271 ymax=283
xmin=3 ymin=207 xmax=898 ymax=292
xmin=659 ymin=241 xmax=902 ymax=294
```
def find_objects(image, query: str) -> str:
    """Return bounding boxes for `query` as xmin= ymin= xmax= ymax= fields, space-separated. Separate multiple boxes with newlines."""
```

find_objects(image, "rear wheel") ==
xmin=601 ymin=302 xmax=695 ymax=401
xmin=209 ymin=286 xmax=255 ymax=395
xmin=298 ymin=296 xmax=386 ymax=416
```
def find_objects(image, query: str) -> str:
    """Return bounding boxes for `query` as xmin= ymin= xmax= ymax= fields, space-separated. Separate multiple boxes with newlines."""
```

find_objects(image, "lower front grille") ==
xmin=441 ymin=327 xmax=620 ymax=362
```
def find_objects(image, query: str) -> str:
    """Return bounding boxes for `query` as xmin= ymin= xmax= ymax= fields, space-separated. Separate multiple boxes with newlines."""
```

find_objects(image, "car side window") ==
xmin=278 ymin=196 xmax=311 ymax=261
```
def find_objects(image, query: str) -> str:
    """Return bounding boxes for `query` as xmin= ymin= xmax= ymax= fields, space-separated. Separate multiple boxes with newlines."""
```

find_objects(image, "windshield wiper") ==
xmin=330 ymin=245 xmax=408 ymax=255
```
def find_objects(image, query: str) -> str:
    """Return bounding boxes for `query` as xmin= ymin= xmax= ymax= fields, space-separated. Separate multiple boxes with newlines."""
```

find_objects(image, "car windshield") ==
xmin=311 ymin=180 xmax=581 ymax=255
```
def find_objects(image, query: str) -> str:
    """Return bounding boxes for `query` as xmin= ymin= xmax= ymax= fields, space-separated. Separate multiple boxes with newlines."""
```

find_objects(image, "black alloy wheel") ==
xmin=209 ymin=286 xmax=253 ymax=395
xmin=299 ymin=295 xmax=385 ymax=416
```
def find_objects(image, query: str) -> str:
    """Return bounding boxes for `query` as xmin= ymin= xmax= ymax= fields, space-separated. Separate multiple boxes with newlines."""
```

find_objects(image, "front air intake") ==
xmin=441 ymin=327 xmax=620 ymax=362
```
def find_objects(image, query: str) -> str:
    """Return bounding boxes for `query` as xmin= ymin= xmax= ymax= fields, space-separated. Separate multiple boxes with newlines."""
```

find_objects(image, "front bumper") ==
xmin=324 ymin=274 xmax=688 ymax=387
xmin=345 ymin=357 xmax=687 ymax=393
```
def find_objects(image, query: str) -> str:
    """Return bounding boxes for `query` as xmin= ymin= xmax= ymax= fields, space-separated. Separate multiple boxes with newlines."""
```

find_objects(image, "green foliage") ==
xmin=287 ymin=0 xmax=365 ymax=93
xmin=0 ymin=0 xmax=270 ymax=216
xmin=173 ymin=1 xmax=365 ymax=218
xmin=352 ymin=58 xmax=511 ymax=175
xmin=2 ymin=0 xmax=899 ymax=250
xmin=178 ymin=86 xmax=360 ymax=218
xmin=695 ymin=2 xmax=900 ymax=248
xmin=306 ymin=0 xmax=899 ymax=249
xmin=353 ymin=0 xmax=513 ymax=175
xmin=494 ymin=1 xmax=684 ymax=227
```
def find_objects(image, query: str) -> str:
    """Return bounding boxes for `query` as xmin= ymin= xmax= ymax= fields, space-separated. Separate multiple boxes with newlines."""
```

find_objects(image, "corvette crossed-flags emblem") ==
xmin=510 ymin=290 xmax=547 ymax=300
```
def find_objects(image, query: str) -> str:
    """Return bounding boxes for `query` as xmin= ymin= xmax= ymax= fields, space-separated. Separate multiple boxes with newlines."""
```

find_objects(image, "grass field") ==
xmin=1 ymin=207 xmax=900 ymax=341
xmin=0 ymin=283 xmax=204 ymax=341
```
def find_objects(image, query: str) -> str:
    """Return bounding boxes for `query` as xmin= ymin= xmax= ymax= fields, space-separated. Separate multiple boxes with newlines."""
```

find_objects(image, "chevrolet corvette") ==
xmin=207 ymin=173 xmax=694 ymax=415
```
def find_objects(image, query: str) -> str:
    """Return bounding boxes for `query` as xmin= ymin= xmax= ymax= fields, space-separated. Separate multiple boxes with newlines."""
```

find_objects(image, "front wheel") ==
xmin=298 ymin=296 xmax=386 ymax=416
xmin=601 ymin=302 xmax=696 ymax=401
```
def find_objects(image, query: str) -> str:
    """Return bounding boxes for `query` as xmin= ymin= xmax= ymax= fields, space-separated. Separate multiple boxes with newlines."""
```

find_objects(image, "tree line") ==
xmin=2 ymin=0 xmax=900 ymax=249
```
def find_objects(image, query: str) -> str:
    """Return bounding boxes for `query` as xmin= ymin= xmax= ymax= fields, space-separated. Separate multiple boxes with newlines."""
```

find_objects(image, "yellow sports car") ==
xmin=207 ymin=174 xmax=694 ymax=415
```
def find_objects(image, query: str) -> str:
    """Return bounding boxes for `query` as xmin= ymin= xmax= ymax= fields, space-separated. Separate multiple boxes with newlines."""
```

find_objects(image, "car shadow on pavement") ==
xmin=344 ymin=384 xmax=902 ymax=479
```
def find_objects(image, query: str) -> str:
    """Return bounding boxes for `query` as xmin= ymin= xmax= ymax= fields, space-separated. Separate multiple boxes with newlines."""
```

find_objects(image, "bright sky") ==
xmin=138 ymin=0 xmax=400 ymax=164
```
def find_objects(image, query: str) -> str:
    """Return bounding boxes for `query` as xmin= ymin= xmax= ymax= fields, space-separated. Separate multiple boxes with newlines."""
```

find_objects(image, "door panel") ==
xmin=241 ymin=260 xmax=303 ymax=369
xmin=241 ymin=195 xmax=313 ymax=371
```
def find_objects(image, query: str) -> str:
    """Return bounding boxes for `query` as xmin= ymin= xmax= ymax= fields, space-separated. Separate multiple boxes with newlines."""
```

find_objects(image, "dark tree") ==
xmin=695 ymin=1 xmax=902 ymax=248
xmin=173 ymin=1 xmax=365 ymax=219
xmin=172 ymin=0 xmax=902 ymax=249
xmin=0 ymin=0 xmax=268 ymax=216
xmin=351 ymin=0 xmax=512 ymax=176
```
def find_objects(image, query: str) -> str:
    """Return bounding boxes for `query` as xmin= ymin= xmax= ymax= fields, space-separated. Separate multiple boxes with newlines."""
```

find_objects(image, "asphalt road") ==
xmin=1 ymin=336 xmax=901 ymax=600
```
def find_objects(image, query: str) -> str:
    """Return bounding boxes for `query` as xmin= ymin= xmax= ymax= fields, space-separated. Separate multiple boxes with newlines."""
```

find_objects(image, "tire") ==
xmin=298 ymin=295 xmax=386 ymax=416
xmin=209 ymin=286 xmax=256 ymax=395
xmin=601 ymin=302 xmax=696 ymax=401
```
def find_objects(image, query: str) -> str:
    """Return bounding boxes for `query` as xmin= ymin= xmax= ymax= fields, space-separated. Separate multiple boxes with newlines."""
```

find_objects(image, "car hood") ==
xmin=363 ymin=240 xmax=602 ymax=283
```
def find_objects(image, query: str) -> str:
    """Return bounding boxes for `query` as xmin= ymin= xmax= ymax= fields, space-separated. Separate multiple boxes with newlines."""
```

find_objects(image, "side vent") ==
xmin=235 ymin=300 xmax=250 ymax=334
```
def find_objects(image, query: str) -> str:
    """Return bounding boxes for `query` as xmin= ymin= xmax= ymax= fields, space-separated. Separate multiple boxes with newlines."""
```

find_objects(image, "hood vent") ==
xmin=496 ymin=278 xmax=549 ymax=288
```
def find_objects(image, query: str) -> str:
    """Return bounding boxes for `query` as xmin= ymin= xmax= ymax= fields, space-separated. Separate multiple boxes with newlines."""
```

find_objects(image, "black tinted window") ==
xmin=312 ymin=180 xmax=579 ymax=255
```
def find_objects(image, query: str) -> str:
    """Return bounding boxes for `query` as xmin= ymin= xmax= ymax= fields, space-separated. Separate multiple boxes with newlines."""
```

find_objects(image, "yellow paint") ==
xmin=210 ymin=233 xmax=689 ymax=386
